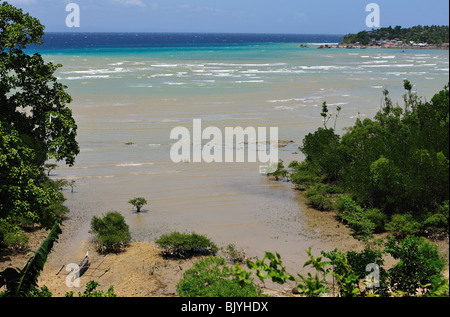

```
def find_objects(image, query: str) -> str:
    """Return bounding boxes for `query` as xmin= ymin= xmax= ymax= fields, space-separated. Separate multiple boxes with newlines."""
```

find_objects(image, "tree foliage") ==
xmin=90 ymin=211 xmax=131 ymax=254
xmin=385 ymin=235 xmax=446 ymax=296
xmin=155 ymin=231 xmax=218 ymax=259
xmin=128 ymin=197 xmax=147 ymax=213
xmin=291 ymin=82 xmax=449 ymax=237
xmin=1 ymin=1 xmax=78 ymax=247
xmin=342 ymin=25 xmax=450 ymax=45
xmin=1 ymin=1 xmax=79 ymax=166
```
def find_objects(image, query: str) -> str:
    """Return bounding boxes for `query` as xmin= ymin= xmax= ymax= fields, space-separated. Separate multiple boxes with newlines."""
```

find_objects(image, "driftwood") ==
xmin=56 ymin=264 xmax=65 ymax=276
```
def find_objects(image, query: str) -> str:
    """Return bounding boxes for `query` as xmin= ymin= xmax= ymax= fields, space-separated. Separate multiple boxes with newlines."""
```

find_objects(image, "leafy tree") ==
xmin=1 ymin=1 xmax=79 ymax=167
xmin=1 ymin=2 xmax=79 ymax=244
xmin=241 ymin=244 xmax=447 ymax=297
xmin=304 ymin=184 xmax=334 ymax=211
xmin=384 ymin=214 xmax=421 ymax=238
xmin=90 ymin=211 xmax=131 ymax=254
xmin=300 ymin=128 xmax=342 ymax=182
xmin=67 ymin=180 xmax=76 ymax=193
xmin=0 ymin=218 xmax=28 ymax=249
xmin=320 ymin=102 xmax=331 ymax=129
xmin=290 ymin=160 xmax=325 ymax=190
xmin=1 ymin=121 xmax=64 ymax=229
xmin=56 ymin=179 xmax=76 ymax=193
xmin=43 ymin=163 xmax=58 ymax=176
xmin=155 ymin=232 xmax=218 ymax=258
xmin=335 ymin=195 xmax=375 ymax=240
xmin=128 ymin=197 xmax=147 ymax=213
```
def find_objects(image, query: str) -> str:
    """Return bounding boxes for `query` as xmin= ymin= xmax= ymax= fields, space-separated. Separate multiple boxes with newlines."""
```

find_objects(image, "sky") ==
xmin=4 ymin=0 xmax=450 ymax=34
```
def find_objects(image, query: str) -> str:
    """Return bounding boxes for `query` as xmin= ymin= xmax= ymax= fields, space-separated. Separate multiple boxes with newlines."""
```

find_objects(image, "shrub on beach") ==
xmin=304 ymin=184 xmax=338 ymax=211
xmin=155 ymin=232 xmax=218 ymax=258
xmin=335 ymin=195 xmax=375 ymax=239
xmin=385 ymin=214 xmax=421 ymax=238
xmin=90 ymin=211 xmax=131 ymax=253
xmin=365 ymin=208 xmax=386 ymax=233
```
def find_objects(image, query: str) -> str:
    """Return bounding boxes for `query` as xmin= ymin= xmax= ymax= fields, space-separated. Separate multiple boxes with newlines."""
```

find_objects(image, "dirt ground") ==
xmin=39 ymin=241 xmax=196 ymax=297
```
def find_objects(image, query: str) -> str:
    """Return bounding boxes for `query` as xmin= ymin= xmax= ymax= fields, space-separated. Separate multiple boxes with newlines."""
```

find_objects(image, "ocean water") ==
xmin=30 ymin=33 xmax=449 ymax=272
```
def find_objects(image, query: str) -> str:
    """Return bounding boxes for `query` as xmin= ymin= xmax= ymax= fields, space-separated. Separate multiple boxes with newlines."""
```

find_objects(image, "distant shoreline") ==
xmin=338 ymin=44 xmax=449 ymax=50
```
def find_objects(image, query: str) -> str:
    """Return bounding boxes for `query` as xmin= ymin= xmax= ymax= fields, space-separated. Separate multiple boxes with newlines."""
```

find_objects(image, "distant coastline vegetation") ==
xmin=342 ymin=25 xmax=449 ymax=47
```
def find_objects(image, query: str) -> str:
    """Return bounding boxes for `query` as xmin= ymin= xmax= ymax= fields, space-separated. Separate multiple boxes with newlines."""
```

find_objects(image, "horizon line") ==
xmin=42 ymin=30 xmax=347 ymax=36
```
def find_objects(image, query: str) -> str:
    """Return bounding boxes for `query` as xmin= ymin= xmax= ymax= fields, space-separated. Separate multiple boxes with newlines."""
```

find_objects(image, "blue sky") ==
xmin=4 ymin=0 xmax=450 ymax=34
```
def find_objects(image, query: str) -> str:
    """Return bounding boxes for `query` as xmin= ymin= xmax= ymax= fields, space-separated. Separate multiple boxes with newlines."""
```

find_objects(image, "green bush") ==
xmin=0 ymin=219 xmax=29 ymax=249
xmin=306 ymin=192 xmax=332 ymax=211
xmin=267 ymin=160 xmax=287 ymax=181
xmin=365 ymin=208 xmax=387 ymax=233
xmin=336 ymin=195 xmax=375 ymax=239
xmin=385 ymin=235 xmax=446 ymax=296
xmin=333 ymin=194 xmax=350 ymax=217
xmin=423 ymin=201 xmax=449 ymax=235
xmin=177 ymin=256 xmax=262 ymax=297
xmin=385 ymin=214 xmax=421 ymax=237
xmin=290 ymin=161 xmax=325 ymax=190
xmin=155 ymin=232 xmax=218 ymax=258
xmin=423 ymin=213 xmax=448 ymax=235
xmin=305 ymin=184 xmax=335 ymax=211
xmin=90 ymin=211 xmax=131 ymax=253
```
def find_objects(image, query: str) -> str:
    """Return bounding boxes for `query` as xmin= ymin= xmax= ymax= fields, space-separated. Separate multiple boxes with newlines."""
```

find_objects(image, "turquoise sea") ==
xmin=34 ymin=33 xmax=449 ymax=273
